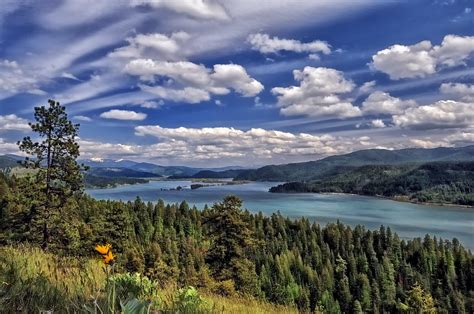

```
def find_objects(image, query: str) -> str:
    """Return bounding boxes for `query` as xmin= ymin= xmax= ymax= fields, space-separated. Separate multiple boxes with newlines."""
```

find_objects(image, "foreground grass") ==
xmin=0 ymin=246 xmax=297 ymax=313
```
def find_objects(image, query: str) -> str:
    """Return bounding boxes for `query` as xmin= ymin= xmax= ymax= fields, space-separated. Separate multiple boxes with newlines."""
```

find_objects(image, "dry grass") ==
xmin=0 ymin=245 xmax=106 ymax=312
xmin=204 ymin=294 xmax=298 ymax=314
xmin=0 ymin=246 xmax=298 ymax=313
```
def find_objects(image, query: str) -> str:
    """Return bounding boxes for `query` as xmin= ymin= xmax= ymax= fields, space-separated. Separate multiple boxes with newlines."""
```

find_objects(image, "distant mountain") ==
xmin=86 ymin=167 xmax=162 ymax=178
xmin=270 ymin=161 xmax=474 ymax=206
xmin=170 ymin=169 xmax=249 ymax=179
xmin=129 ymin=163 xmax=201 ymax=177
xmin=235 ymin=145 xmax=474 ymax=182
xmin=0 ymin=155 xmax=20 ymax=168
xmin=81 ymin=158 xmax=140 ymax=168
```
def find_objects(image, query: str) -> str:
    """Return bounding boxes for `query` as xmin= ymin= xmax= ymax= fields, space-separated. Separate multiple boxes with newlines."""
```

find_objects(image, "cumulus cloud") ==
xmin=362 ymin=91 xmax=417 ymax=115
xmin=109 ymin=31 xmax=190 ymax=60
xmin=359 ymin=80 xmax=376 ymax=94
xmin=100 ymin=109 xmax=147 ymax=121
xmin=370 ymin=119 xmax=386 ymax=128
xmin=409 ymin=138 xmax=451 ymax=149
xmin=440 ymin=82 xmax=474 ymax=101
xmin=133 ymin=125 xmax=378 ymax=164
xmin=0 ymin=114 xmax=30 ymax=131
xmin=129 ymin=0 xmax=229 ymax=20
xmin=247 ymin=33 xmax=331 ymax=57
xmin=371 ymin=35 xmax=474 ymax=79
xmin=271 ymin=67 xmax=360 ymax=119
xmin=125 ymin=59 xmax=263 ymax=103
xmin=0 ymin=138 xmax=21 ymax=154
xmin=393 ymin=100 xmax=474 ymax=129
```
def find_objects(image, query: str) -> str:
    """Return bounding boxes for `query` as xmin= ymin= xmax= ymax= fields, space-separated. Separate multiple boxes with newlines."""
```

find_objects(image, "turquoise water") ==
xmin=87 ymin=180 xmax=474 ymax=250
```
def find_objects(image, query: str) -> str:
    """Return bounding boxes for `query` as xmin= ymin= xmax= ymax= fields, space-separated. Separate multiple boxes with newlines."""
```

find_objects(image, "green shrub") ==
xmin=170 ymin=286 xmax=212 ymax=313
xmin=109 ymin=272 xmax=158 ymax=302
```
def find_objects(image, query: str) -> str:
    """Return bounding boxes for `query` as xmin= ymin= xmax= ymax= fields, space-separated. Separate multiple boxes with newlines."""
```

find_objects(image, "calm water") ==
xmin=87 ymin=180 xmax=474 ymax=250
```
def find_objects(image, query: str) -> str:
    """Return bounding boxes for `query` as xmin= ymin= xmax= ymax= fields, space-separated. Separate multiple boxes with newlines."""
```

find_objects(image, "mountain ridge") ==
xmin=235 ymin=145 xmax=474 ymax=182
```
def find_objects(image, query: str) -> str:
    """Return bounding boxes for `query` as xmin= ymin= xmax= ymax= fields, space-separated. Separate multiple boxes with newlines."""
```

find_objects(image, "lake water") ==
xmin=87 ymin=180 xmax=474 ymax=250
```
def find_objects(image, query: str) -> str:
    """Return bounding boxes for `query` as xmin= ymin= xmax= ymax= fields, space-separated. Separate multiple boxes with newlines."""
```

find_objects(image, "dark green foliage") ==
xmin=1 ymin=173 xmax=473 ymax=312
xmin=204 ymin=196 xmax=258 ymax=295
xmin=236 ymin=145 xmax=474 ymax=182
xmin=84 ymin=174 xmax=149 ymax=188
xmin=16 ymin=99 xmax=87 ymax=250
xmin=170 ymin=169 xmax=248 ymax=179
xmin=86 ymin=167 xmax=161 ymax=178
xmin=270 ymin=161 xmax=474 ymax=205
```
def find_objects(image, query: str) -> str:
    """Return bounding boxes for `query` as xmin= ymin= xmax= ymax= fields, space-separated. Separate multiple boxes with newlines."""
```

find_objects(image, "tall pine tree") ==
xmin=17 ymin=99 xmax=85 ymax=250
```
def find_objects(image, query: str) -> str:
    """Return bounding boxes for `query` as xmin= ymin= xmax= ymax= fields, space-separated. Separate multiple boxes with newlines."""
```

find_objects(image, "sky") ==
xmin=0 ymin=0 xmax=473 ymax=167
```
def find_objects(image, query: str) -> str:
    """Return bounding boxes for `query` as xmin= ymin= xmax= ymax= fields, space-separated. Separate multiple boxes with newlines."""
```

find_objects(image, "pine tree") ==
xmin=205 ymin=196 xmax=258 ymax=294
xmin=17 ymin=99 xmax=86 ymax=249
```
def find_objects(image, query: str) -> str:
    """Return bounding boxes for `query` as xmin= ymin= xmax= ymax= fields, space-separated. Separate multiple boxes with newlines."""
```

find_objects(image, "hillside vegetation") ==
xmin=236 ymin=146 xmax=474 ymax=182
xmin=0 ymin=246 xmax=296 ymax=313
xmin=270 ymin=161 xmax=474 ymax=205
xmin=1 ymin=172 xmax=473 ymax=312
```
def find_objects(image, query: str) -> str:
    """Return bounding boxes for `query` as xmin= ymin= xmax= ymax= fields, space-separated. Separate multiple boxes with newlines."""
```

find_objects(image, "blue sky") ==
xmin=0 ymin=0 xmax=473 ymax=166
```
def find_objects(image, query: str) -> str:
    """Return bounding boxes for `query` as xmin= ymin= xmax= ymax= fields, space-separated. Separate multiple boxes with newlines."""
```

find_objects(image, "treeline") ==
xmin=270 ymin=162 xmax=474 ymax=206
xmin=0 ymin=173 xmax=472 ymax=312
xmin=84 ymin=174 xmax=149 ymax=188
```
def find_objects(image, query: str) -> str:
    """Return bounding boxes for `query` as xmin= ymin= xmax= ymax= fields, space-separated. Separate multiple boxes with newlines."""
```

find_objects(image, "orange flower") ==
xmin=95 ymin=243 xmax=111 ymax=255
xmin=103 ymin=250 xmax=115 ymax=265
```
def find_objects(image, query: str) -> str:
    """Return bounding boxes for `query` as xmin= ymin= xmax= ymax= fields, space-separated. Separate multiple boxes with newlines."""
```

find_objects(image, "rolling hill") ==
xmin=235 ymin=145 xmax=474 ymax=182
xmin=269 ymin=161 xmax=474 ymax=205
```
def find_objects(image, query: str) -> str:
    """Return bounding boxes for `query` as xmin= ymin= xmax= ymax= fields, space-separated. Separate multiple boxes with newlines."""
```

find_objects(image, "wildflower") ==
xmin=95 ymin=243 xmax=111 ymax=255
xmin=102 ymin=250 xmax=115 ymax=265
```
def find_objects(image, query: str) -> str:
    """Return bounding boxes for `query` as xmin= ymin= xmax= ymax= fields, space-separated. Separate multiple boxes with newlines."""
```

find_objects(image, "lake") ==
xmin=87 ymin=180 xmax=474 ymax=250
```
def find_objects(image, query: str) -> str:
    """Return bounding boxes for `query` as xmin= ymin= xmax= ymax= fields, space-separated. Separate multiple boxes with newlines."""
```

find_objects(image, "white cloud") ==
xmin=139 ymin=100 xmax=164 ymax=109
xmin=370 ymin=119 xmax=386 ymax=128
xmin=0 ymin=59 xmax=44 ymax=98
xmin=129 ymin=0 xmax=229 ymax=20
xmin=211 ymin=64 xmax=264 ymax=97
xmin=393 ymin=100 xmax=474 ymax=129
xmin=247 ymin=33 xmax=331 ymax=56
xmin=109 ymin=31 xmax=190 ymax=60
xmin=409 ymin=138 xmax=450 ymax=149
xmin=125 ymin=59 xmax=263 ymax=103
xmin=0 ymin=138 xmax=21 ymax=154
xmin=100 ymin=109 xmax=147 ymax=121
xmin=139 ymin=85 xmax=211 ymax=103
xmin=359 ymin=80 xmax=376 ymax=94
xmin=371 ymin=35 xmax=474 ymax=79
xmin=446 ymin=130 xmax=474 ymax=144
xmin=0 ymin=114 xmax=30 ymax=131
xmin=133 ymin=125 xmax=375 ymax=164
xmin=440 ymin=82 xmax=474 ymax=101
xmin=61 ymin=72 xmax=81 ymax=81
xmin=271 ymin=67 xmax=360 ymax=119
xmin=362 ymin=91 xmax=417 ymax=115
xmin=72 ymin=115 xmax=92 ymax=122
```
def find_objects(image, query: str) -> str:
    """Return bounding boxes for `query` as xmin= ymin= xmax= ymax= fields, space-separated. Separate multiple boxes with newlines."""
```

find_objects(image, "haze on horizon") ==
xmin=0 ymin=0 xmax=473 ymax=167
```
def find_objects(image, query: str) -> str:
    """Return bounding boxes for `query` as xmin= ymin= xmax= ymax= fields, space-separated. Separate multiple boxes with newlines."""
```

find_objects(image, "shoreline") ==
xmin=279 ymin=190 xmax=474 ymax=209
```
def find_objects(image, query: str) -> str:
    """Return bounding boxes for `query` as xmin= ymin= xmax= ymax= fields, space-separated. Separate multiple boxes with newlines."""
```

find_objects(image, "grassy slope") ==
xmin=0 ymin=246 xmax=296 ymax=313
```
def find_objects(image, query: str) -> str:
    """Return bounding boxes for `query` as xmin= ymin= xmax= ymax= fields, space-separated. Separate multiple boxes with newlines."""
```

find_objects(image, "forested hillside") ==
xmin=1 ymin=173 xmax=472 ymax=312
xmin=170 ymin=169 xmax=248 ymax=179
xmin=270 ymin=161 xmax=474 ymax=205
xmin=236 ymin=146 xmax=474 ymax=182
